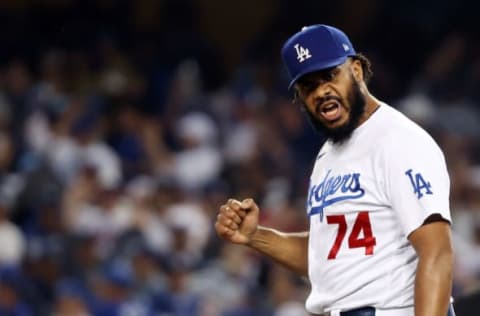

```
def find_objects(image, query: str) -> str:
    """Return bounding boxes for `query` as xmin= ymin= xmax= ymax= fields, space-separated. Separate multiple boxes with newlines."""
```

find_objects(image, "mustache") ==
xmin=302 ymin=77 xmax=366 ymax=144
xmin=314 ymin=95 xmax=343 ymax=111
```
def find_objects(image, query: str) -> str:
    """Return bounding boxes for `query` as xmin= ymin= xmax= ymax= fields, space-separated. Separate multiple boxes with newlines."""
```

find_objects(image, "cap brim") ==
xmin=287 ymin=55 xmax=348 ymax=90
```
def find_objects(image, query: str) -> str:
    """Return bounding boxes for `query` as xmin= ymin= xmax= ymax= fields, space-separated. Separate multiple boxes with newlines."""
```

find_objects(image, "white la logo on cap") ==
xmin=342 ymin=43 xmax=350 ymax=51
xmin=294 ymin=44 xmax=312 ymax=63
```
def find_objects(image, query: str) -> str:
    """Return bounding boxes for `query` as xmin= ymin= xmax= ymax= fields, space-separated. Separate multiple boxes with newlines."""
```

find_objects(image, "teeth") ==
xmin=323 ymin=103 xmax=338 ymax=112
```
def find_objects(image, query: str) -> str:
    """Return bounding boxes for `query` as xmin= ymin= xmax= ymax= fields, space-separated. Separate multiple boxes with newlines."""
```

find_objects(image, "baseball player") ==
xmin=215 ymin=25 xmax=456 ymax=316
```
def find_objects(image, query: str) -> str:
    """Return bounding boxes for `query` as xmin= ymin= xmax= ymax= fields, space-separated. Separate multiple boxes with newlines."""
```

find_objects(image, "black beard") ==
xmin=301 ymin=77 xmax=366 ymax=144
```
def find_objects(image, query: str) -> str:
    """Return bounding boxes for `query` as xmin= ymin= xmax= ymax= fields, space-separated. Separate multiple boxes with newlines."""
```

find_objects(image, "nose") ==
xmin=312 ymin=81 xmax=333 ymax=101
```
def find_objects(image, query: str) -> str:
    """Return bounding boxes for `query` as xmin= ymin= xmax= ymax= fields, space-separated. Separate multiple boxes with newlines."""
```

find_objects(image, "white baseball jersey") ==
xmin=305 ymin=103 xmax=451 ymax=314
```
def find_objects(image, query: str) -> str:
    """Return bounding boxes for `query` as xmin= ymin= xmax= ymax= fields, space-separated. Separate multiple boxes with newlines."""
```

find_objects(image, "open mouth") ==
xmin=319 ymin=101 xmax=342 ymax=121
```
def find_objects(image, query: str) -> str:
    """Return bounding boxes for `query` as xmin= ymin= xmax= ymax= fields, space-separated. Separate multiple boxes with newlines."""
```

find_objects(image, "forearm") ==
xmin=414 ymin=251 xmax=453 ymax=316
xmin=248 ymin=226 xmax=309 ymax=276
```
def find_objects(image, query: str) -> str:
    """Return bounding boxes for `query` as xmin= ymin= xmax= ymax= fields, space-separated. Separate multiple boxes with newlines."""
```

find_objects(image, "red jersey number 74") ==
xmin=326 ymin=211 xmax=376 ymax=260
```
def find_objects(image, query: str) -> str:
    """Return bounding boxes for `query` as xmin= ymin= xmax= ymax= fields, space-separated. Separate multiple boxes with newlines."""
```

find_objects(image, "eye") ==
xmin=324 ymin=67 xmax=340 ymax=81
xmin=299 ymin=81 xmax=317 ymax=94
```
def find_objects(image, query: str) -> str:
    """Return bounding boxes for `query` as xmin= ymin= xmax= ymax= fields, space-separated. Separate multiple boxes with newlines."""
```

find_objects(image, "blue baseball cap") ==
xmin=281 ymin=24 xmax=356 ymax=89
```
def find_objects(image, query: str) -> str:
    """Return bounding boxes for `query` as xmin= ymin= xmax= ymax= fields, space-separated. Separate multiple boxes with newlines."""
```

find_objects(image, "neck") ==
xmin=357 ymin=89 xmax=380 ymax=127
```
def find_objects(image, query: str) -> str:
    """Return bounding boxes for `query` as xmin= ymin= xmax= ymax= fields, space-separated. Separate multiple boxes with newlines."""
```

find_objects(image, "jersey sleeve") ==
xmin=382 ymin=129 xmax=451 ymax=237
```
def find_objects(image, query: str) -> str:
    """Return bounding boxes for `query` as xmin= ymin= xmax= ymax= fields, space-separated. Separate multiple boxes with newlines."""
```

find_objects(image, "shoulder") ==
xmin=378 ymin=104 xmax=428 ymax=137
xmin=377 ymin=104 xmax=442 ymax=153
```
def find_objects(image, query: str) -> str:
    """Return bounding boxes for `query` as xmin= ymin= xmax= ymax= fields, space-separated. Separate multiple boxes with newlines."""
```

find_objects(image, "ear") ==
xmin=350 ymin=59 xmax=364 ymax=82
xmin=293 ymin=87 xmax=304 ymax=104
xmin=294 ymin=91 xmax=308 ymax=112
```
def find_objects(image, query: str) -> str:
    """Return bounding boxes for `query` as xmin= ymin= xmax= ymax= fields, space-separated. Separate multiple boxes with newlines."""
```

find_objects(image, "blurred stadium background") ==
xmin=0 ymin=0 xmax=479 ymax=315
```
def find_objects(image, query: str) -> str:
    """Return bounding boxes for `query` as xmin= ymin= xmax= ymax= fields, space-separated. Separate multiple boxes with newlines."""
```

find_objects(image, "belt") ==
xmin=321 ymin=307 xmax=375 ymax=316
xmin=340 ymin=307 xmax=375 ymax=316
xmin=322 ymin=304 xmax=456 ymax=316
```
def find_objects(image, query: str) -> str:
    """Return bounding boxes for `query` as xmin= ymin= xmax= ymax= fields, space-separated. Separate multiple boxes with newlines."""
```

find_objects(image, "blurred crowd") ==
xmin=0 ymin=1 xmax=479 ymax=315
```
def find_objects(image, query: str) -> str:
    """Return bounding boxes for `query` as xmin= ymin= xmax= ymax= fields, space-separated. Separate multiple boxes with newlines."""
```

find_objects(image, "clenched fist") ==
xmin=215 ymin=198 xmax=259 ymax=245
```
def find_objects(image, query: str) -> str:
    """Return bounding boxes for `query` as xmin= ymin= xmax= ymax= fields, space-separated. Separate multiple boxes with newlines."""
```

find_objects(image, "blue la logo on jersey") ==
xmin=405 ymin=169 xmax=433 ymax=199
xmin=307 ymin=169 xmax=365 ymax=220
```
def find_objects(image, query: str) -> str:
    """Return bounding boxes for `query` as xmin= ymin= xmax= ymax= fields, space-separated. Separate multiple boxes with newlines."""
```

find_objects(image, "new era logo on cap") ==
xmin=281 ymin=24 xmax=357 ymax=89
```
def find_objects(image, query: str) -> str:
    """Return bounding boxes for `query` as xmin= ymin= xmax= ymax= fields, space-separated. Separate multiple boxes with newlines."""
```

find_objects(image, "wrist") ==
xmin=246 ymin=226 xmax=266 ymax=247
